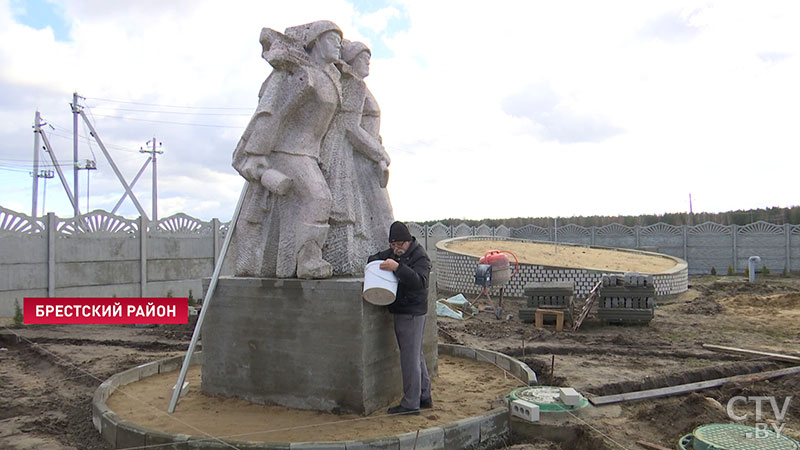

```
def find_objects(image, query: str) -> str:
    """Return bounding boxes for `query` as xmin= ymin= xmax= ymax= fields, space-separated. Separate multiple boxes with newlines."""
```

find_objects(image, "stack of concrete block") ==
xmin=597 ymin=272 xmax=656 ymax=325
xmin=623 ymin=272 xmax=654 ymax=287
xmin=520 ymin=281 xmax=574 ymax=324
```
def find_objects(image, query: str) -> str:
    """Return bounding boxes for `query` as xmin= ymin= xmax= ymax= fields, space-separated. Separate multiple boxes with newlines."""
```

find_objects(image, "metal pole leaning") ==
xmin=112 ymin=157 xmax=151 ymax=214
xmin=168 ymin=181 xmax=248 ymax=413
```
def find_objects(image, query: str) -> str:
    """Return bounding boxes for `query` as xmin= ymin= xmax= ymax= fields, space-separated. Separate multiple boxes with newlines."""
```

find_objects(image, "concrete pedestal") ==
xmin=201 ymin=276 xmax=437 ymax=415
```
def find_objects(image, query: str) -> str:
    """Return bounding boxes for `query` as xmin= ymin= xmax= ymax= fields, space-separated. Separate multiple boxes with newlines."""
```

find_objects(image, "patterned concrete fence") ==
xmin=3 ymin=203 xmax=798 ymax=315
xmin=408 ymin=221 xmax=800 ymax=277
xmin=0 ymin=206 xmax=227 ymax=316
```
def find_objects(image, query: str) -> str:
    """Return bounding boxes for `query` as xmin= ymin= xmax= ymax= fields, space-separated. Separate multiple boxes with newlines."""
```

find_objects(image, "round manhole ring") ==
xmin=507 ymin=386 xmax=589 ymax=412
xmin=692 ymin=423 xmax=799 ymax=450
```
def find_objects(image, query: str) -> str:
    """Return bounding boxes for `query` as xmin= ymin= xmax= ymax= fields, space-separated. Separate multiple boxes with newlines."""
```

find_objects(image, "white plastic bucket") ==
xmin=363 ymin=260 xmax=398 ymax=305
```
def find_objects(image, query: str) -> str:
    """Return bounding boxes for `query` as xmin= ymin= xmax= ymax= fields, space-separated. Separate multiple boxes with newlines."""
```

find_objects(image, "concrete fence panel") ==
xmin=2 ymin=202 xmax=799 ymax=315
xmin=0 ymin=206 xmax=224 ymax=315
xmin=594 ymin=223 xmax=636 ymax=249
xmin=736 ymin=221 xmax=787 ymax=273
xmin=686 ymin=222 xmax=734 ymax=274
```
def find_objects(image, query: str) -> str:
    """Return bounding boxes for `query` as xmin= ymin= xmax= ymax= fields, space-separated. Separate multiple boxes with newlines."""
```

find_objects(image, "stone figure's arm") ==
xmin=232 ymin=69 xmax=307 ymax=189
xmin=242 ymin=70 xmax=295 ymax=158
xmin=345 ymin=124 xmax=389 ymax=165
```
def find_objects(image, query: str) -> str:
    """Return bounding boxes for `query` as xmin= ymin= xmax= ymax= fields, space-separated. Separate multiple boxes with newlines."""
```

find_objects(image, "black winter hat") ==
xmin=389 ymin=221 xmax=412 ymax=242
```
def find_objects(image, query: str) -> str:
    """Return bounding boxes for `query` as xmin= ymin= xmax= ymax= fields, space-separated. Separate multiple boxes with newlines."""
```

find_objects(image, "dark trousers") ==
xmin=393 ymin=313 xmax=431 ymax=409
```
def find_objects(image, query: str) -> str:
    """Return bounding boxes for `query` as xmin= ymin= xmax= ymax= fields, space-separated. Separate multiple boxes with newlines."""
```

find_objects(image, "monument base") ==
xmin=201 ymin=276 xmax=437 ymax=415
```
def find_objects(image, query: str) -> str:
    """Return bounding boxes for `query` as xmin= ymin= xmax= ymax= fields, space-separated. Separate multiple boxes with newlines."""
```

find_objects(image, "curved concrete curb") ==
xmin=92 ymin=344 xmax=536 ymax=450
xmin=435 ymin=236 xmax=689 ymax=298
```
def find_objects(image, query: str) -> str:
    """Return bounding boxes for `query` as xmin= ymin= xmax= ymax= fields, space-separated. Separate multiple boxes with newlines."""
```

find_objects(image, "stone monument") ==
xmin=202 ymin=21 xmax=436 ymax=416
xmin=231 ymin=20 xmax=342 ymax=280
xmin=321 ymin=40 xmax=393 ymax=275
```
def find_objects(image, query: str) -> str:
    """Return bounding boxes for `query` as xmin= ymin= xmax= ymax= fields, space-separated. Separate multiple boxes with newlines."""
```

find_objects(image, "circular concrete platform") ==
xmin=92 ymin=344 xmax=537 ymax=449
xmin=436 ymin=236 xmax=689 ymax=298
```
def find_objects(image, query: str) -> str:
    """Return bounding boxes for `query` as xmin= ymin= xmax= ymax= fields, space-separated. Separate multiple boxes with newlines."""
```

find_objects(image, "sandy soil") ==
xmin=1 ymin=276 xmax=799 ymax=449
xmin=443 ymin=239 xmax=678 ymax=274
xmin=107 ymin=355 xmax=521 ymax=443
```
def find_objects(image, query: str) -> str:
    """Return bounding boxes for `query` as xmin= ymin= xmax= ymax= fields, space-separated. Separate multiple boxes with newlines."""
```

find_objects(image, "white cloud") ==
xmin=1 ymin=1 xmax=799 ymax=224
xmin=356 ymin=6 xmax=400 ymax=33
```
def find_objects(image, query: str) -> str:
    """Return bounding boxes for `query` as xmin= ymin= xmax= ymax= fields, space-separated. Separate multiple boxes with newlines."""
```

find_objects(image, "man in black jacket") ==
xmin=368 ymin=221 xmax=432 ymax=415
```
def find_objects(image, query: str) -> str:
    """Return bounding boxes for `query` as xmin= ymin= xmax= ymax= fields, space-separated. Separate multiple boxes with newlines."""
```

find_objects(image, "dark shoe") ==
xmin=420 ymin=398 xmax=433 ymax=409
xmin=387 ymin=404 xmax=420 ymax=415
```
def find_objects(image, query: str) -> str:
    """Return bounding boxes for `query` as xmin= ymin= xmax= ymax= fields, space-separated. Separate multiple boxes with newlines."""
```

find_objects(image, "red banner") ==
xmin=23 ymin=298 xmax=189 ymax=324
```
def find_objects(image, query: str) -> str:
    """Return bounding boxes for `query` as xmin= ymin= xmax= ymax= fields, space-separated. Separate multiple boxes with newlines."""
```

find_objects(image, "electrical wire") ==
xmin=87 ymin=96 xmax=251 ymax=111
xmin=88 ymin=107 xmax=251 ymax=117
xmin=0 ymin=165 xmax=34 ymax=173
xmin=81 ymin=115 xmax=98 ymax=161
xmin=48 ymin=130 xmax=141 ymax=153
xmin=89 ymin=113 xmax=246 ymax=129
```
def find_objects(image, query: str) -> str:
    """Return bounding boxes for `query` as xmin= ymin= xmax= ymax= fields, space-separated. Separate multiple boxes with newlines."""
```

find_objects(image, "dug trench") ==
xmin=1 ymin=275 xmax=799 ymax=448
xmin=0 ymin=329 xmax=185 ymax=450
xmin=0 ymin=335 xmax=111 ymax=450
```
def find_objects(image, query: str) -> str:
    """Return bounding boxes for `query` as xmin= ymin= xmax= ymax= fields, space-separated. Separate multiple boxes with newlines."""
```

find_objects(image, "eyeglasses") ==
xmin=389 ymin=241 xmax=408 ymax=248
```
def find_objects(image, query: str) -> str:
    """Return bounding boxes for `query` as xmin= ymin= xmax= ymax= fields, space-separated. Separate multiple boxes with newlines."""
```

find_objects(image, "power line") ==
xmin=89 ymin=107 xmax=251 ymax=117
xmin=89 ymin=113 xmax=246 ymax=129
xmin=48 ymin=130 xmax=142 ymax=153
xmin=86 ymin=96 xmax=252 ymax=111
xmin=0 ymin=160 xmax=74 ymax=168
xmin=0 ymin=165 xmax=35 ymax=173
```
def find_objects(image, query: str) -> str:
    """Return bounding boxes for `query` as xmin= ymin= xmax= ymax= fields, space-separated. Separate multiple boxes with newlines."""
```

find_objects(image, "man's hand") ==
xmin=380 ymin=258 xmax=399 ymax=271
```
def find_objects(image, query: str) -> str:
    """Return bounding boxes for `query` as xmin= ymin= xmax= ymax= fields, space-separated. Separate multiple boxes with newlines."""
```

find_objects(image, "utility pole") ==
xmin=32 ymin=111 xmax=41 ymax=217
xmin=140 ymin=137 xmax=163 ymax=221
xmin=71 ymin=92 xmax=81 ymax=218
xmin=77 ymin=158 xmax=97 ymax=212
xmin=39 ymin=170 xmax=55 ymax=215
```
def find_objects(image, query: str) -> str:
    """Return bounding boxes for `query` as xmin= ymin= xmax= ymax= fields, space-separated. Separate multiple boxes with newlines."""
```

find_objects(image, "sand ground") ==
xmin=443 ymin=239 xmax=678 ymax=273
xmin=1 ymin=275 xmax=799 ymax=449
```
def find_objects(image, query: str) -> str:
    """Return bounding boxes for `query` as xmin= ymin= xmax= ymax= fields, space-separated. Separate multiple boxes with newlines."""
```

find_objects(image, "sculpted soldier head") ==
xmin=285 ymin=20 xmax=342 ymax=65
xmin=341 ymin=40 xmax=371 ymax=78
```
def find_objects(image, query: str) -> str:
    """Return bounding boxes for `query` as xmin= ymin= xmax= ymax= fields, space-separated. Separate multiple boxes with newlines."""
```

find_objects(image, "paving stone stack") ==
xmin=520 ymin=281 xmax=574 ymax=324
xmin=597 ymin=272 xmax=655 ymax=325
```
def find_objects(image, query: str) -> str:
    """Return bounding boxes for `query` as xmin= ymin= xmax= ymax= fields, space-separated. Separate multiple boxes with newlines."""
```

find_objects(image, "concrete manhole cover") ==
xmin=508 ymin=386 xmax=589 ymax=412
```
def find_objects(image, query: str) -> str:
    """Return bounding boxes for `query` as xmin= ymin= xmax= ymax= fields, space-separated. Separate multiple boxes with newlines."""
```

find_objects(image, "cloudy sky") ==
xmin=0 ymin=0 xmax=798 ymax=223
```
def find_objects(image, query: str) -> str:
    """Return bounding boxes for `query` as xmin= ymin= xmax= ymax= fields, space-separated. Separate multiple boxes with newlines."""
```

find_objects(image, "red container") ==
xmin=480 ymin=250 xmax=511 ymax=286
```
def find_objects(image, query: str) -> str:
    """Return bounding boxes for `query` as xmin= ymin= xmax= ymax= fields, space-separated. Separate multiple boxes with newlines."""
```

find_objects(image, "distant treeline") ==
xmin=417 ymin=206 xmax=800 ymax=228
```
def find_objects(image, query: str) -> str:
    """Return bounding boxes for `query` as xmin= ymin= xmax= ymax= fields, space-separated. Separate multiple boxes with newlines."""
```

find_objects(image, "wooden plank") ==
xmin=702 ymin=344 xmax=800 ymax=364
xmin=572 ymin=280 xmax=602 ymax=331
xmin=589 ymin=365 xmax=800 ymax=406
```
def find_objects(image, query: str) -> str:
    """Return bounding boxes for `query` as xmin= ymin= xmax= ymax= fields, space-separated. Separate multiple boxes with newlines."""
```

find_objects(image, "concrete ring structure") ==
xmin=92 ymin=344 xmax=537 ymax=450
xmin=435 ymin=236 xmax=689 ymax=298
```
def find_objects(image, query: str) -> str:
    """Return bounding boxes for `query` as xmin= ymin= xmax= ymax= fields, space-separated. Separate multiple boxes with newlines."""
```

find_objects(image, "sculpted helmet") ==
xmin=341 ymin=40 xmax=370 ymax=64
xmin=284 ymin=20 xmax=342 ymax=51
